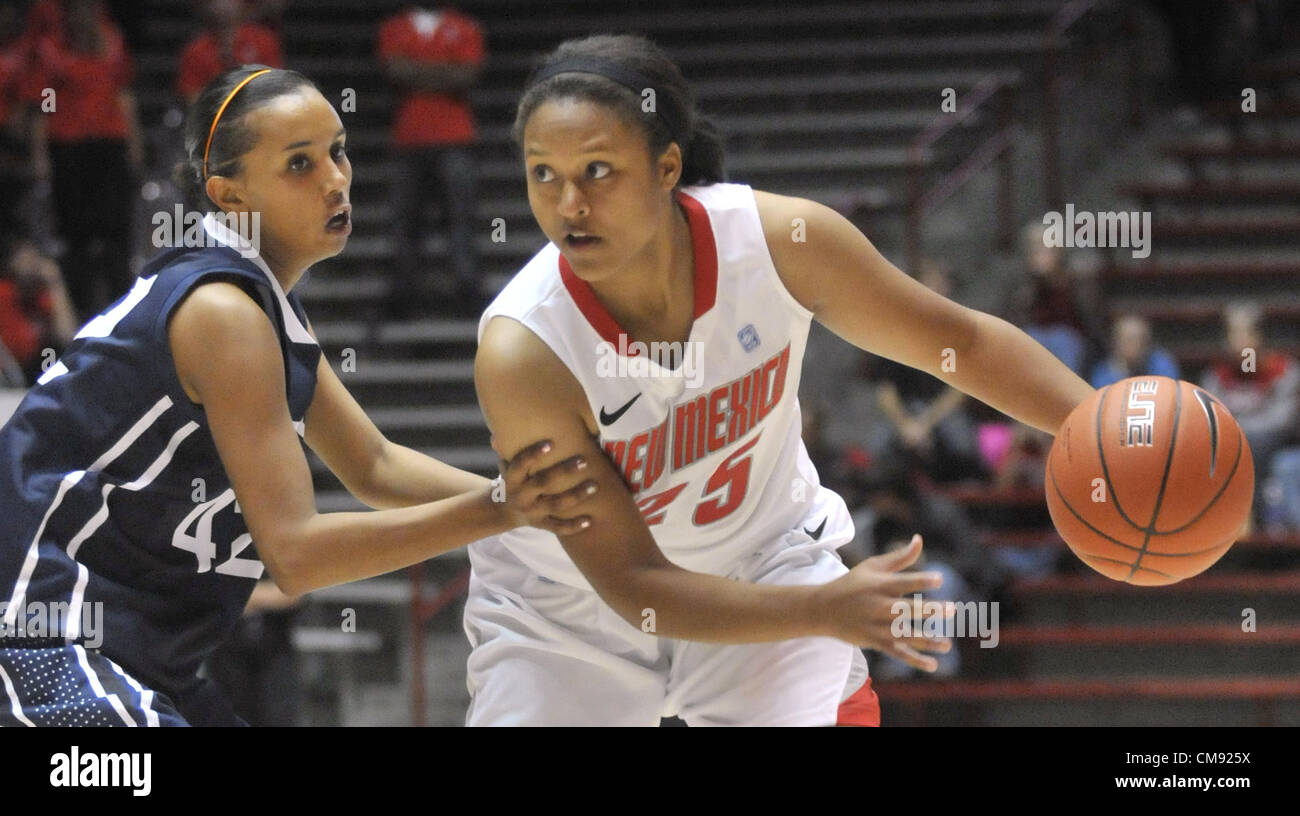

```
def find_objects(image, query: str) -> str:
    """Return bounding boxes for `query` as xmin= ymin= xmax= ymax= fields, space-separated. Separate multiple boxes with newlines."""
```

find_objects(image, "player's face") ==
xmin=219 ymin=88 xmax=352 ymax=273
xmin=522 ymin=97 xmax=677 ymax=282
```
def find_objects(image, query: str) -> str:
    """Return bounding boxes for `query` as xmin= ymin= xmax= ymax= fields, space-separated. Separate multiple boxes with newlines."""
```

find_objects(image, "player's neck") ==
xmin=589 ymin=198 xmax=694 ymax=343
xmin=257 ymin=245 xmax=308 ymax=293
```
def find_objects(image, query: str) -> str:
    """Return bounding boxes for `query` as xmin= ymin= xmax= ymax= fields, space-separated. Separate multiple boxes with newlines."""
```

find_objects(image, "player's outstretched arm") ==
xmin=754 ymin=190 xmax=1095 ymax=435
xmin=301 ymin=324 xmax=489 ymax=509
xmin=476 ymin=316 xmax=952 ymax=668
xmin=168 ymin=282 xmax=596 ymax=595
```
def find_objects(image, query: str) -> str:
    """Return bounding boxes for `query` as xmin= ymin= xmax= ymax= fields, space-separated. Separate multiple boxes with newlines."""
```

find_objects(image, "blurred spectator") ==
xmin=800 ymin=397 xmax=835 ymax=482
xmin=839 ymin=458 xmax=1006 ymax=680
xmin=204 ymin=579 xmax=304 ymax=727
xmin=1090 ymin=313 xmax=1180 ymax=388
xmin=1 ymin=0 xmax=38 ymax=247
xmin=864 ymin=261 xmax=986 ymax=484
xmin=991 ymin=424 xmax=1053 ymax=490
xmin=0 ymin=239 xmax=77 ymax=383
xmin=377 ymin=4 xmax=485 ymax=317
xmin=240 ymin=0 xmax=286 ymax=34
xmin=1263 ymin=446 xmax=1300 ymax=533
xmin=1015 ymin=221 xmax=1105 ymax=377
xmin=28 ymin=0 xmax=143 ymax=321
xmin=24 ymin=0 xmax=95 ymax=42
xmin=1200 ymin=302 xmax=1299 ymax=498
xmin=0 ymin=342 xmax=22 ymax=386
xmin=177 ymin=0 xmax=283 ymax=104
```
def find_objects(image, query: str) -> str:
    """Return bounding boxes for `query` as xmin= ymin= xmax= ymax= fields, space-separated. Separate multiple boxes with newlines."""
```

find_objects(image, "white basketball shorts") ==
xmin=462 ymin=520 xmax=879 ymax=726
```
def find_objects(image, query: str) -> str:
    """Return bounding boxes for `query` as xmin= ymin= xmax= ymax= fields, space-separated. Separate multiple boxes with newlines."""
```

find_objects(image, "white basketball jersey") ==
xmin=475 ymin=182 xmax=853 ymax=590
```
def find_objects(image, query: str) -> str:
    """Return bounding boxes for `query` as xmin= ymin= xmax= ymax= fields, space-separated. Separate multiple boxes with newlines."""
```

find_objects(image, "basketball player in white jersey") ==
xmin=469 ymin=35 xmax=1096 ymax=726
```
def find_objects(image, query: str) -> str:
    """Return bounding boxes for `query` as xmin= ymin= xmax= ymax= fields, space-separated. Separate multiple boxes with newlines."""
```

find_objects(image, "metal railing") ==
xmin=408 ymin=563 xmax=471 ymax=727
xmin=905 ymin=73 xmax=1019 ymax=273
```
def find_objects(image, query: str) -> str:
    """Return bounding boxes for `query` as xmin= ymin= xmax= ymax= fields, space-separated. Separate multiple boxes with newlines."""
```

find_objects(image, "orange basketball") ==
xmin=1045 ymin=376 xmax=1254 ymax=586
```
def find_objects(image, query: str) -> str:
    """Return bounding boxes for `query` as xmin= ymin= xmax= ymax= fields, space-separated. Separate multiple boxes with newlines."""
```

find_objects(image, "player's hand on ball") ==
xmin=819 ymin=534 xmax=953 ymax=671
xmin=497 ymin=438 xmax=598 ymax=535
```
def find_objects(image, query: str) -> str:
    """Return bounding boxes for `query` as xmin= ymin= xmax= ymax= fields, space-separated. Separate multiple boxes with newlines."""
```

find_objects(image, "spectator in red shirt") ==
xmin=28 ymin=0 xmax=143 ymax=321
xmin=0 ymin=2 xmax=29 ymax=122
xmin=0 ymin=239 xmax=78 ymax=385
xmin=1201 ymin=302 xmax=1299 ymax=483
xmin=24 ymin=0 xmax=67 ymax=42
xmin=177 ymin=0 xmax=283 ymax=104
xmin=377 ymin=4 xmax=485 ymax=317
xmin=0 ymin=1 xmax=38 ymax=244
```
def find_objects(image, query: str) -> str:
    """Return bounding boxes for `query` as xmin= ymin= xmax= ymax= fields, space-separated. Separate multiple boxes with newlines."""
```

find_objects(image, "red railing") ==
xmin=408 ymin=563 xmax=472 ymax=727
xmin=904 ymin=73 xmax=1018 ymax=274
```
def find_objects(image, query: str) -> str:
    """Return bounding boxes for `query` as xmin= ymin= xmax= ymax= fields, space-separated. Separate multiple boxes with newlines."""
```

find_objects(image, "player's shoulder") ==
xmin=166 ymin=278 xmax=286 ymax=401
xmin=168 ymin=278 xmax=273 ymax=340
xmin=479 ymin=243 xmax=565 ymax=328
xmin=476 ymin=312 xmax=581 ymax=411
xmin=683 ymin=183 xmax=825 ymax=245
xmin=750 ymin=188 xmax=829 ymax=232
xmin=156 ymin=247 xmax=276 ymax=329
xmin=678 ymin=180 xmax=758 ymax=213
xmin=749 ymin=188 xmax=846 ymax=262
xmin=478 ymin=246 xmax=573 ymax=367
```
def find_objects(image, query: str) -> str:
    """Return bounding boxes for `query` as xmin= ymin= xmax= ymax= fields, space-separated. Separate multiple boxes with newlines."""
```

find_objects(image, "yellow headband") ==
xmin=202 ymin=69 xmax=273 ymax=180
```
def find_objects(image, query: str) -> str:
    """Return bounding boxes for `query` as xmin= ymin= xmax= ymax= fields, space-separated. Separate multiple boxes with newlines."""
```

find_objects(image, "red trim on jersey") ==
xmin=558 ymin=256 xmax=624 ymax=350
xmin=679 ymin=190 xmax=718 ymax=319
xmin=837 ymin=677 xmax=881 ymax=727
xmin=558 ymin=189 xmax=717 ymax=354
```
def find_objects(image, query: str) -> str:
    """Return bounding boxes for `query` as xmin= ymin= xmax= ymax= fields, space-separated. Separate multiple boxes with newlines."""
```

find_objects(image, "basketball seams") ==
xmin=1048 ymin=454 xmax=1227 ymax=559
xmin=1048 ymin=457 xmax=1143 ymax=553
xmin=1051 ymin=377 xmax=1252 ymax=584
xmin=1075 ymin=550 xmax=1180 ymax=581
xmin=1150 ymin=426 xmax=1245 ymax=536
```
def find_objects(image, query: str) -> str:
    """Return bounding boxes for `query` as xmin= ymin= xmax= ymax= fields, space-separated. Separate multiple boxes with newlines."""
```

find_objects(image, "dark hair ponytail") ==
xmin=172 ymin=65 xmax=320 ymax=212
xmin=679 ymin=115 xmax=726 ymax=187
xmin=513 ymin=34 xmax=726 ymax=188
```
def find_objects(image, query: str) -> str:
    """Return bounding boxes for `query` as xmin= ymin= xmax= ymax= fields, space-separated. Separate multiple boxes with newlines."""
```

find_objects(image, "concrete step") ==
xmin=875 ymin=675 xmax=1300 ymax=726
xmin=974 ymin=624 xmax=1300 ymax=680
xmin=1007 ymin=570 xmax=1300 ymax=625
xmin=330 ymin=359 xmax=477 ymax=406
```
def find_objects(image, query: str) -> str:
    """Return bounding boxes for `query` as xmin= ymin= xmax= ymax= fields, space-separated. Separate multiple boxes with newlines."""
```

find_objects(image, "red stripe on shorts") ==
xmin=836 ymin=677 xmax=881 ymax=727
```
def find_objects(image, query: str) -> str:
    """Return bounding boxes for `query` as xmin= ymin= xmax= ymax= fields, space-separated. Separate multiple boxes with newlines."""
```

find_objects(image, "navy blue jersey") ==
xmin=0 ymin=224 xmax=319 ymax=701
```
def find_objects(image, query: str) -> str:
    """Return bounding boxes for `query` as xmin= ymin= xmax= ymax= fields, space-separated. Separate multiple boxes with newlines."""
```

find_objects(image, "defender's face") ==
xmin=215 ymin=88 xmax=352 ymax=272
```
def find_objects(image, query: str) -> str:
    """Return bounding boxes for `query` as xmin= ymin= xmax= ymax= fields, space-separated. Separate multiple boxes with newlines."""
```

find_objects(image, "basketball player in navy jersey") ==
xmin=467 ymin=35 xmax=1097 ymax=726
xmin=0 ymin=66 xmax=597 ymax=727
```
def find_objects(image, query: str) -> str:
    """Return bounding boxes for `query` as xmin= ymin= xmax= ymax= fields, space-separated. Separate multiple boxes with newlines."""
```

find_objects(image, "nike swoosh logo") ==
xmin=599 ymin=392 xmax=641 ymax=426
xmin=1193 ymin=388 xmax=1220 ymax=478
xmin=804 ymin=517 xmax=827 ymax=540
